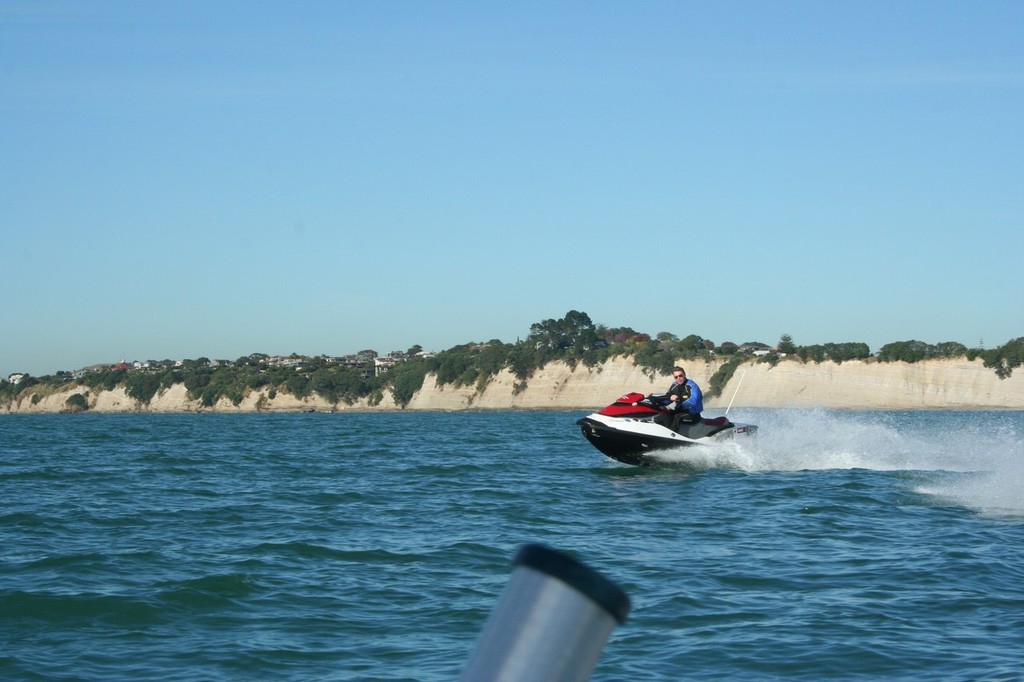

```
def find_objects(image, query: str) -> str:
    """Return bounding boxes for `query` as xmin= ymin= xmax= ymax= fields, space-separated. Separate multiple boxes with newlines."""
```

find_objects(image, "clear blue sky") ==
xmin=3 ymin=1 xmax=1022 ymax=378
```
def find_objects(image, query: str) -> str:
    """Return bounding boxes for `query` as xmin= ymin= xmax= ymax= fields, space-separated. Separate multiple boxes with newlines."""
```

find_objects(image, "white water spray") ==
xmin=649 ymin=409 xmax=1024 ymax=517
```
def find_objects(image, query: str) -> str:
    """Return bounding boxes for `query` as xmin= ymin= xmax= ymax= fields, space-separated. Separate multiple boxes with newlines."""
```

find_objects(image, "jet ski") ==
xmin=576 ymin=391 xmax=758 ymax=466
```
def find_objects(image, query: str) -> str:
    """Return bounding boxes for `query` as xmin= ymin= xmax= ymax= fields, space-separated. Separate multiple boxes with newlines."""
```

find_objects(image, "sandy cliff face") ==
xmin=3 ymin=357 xmax=1022 ymax=413
xmin=404 ymin=356 xmax=677 ymax=410
xmin=715 ymin=358 xmax=1023 ymax=410
xmin=404 ymin=357 xmax=1024 ymax=411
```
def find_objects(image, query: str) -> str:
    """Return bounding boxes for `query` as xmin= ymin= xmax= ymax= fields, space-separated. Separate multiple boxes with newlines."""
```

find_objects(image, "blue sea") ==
xmin=2 ymin=410 xmax=1023 ymax=680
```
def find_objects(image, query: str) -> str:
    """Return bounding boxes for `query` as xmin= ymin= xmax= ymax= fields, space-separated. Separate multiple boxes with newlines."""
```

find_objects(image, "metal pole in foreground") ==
xmin=458 ymin=544 xmax=631 ymax=682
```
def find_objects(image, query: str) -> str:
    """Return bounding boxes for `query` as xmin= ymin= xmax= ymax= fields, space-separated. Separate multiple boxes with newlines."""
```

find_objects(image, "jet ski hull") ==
xmin=577 ymin=413 xmax=757 ymax=467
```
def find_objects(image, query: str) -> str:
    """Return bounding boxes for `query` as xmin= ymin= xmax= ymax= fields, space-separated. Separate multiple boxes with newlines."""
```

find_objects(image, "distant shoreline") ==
xmin=4 ymin=356 xmax=1023 ymax=414
xmin=5 ymin=405 xmax=1022 ymax=415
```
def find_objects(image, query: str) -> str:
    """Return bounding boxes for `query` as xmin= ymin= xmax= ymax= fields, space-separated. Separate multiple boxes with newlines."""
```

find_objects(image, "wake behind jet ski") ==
xmin=576 ymin=391 xmax=757 ymax=466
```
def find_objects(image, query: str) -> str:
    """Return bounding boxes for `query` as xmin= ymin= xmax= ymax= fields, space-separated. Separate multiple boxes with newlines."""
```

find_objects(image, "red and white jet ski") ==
xmin=576 ymin=392 xmax=757 ymax=466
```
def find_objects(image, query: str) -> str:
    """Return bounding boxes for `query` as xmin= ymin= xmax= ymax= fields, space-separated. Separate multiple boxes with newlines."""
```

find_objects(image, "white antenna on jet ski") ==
xmin=724 ymin=370 xmax=746 ymax=416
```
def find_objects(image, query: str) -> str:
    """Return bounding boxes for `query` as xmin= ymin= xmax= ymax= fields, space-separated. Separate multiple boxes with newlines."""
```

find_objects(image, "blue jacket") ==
xmin=668 ymin=378 xmax=703 ymax=415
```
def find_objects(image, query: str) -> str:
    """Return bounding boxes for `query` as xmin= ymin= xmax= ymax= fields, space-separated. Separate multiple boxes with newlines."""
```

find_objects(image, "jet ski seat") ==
xmin=674 ymin=416 xmax=734 ymax=439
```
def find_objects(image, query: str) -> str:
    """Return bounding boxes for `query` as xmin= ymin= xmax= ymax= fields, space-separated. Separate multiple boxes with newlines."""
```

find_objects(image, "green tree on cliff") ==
xmin=979 ymin=337 xmax=1024 ymax=379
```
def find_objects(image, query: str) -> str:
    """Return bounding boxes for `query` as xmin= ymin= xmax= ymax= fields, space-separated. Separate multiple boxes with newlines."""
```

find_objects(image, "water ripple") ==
xmin=1 ymin=411 xmax=1023 ymax=680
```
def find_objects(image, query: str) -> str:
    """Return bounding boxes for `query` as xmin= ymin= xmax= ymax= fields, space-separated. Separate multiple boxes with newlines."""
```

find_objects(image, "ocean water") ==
xmin=2 ymin=409 xmax=1023 ymax=681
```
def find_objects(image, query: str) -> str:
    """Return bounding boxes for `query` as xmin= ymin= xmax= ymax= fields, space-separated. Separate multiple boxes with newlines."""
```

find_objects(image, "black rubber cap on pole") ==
xmin=512 ymin=544 xmax=631 ymax=624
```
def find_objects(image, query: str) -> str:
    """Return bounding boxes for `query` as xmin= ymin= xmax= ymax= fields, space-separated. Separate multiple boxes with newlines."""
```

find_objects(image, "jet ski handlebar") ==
xmin=643 ymin=392 xmax=670 ymax=406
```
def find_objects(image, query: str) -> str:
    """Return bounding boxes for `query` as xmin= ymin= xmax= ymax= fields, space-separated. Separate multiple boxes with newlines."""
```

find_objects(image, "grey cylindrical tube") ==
xmin=459 ymin=544 xmax=631 ymax=682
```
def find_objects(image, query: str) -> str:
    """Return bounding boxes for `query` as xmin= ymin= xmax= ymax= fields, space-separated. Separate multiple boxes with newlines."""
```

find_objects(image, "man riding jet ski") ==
xmin=657 ymin=366 xmax=704 ymax=429
xmin=576 ymin=368 xmax=757 ymax=466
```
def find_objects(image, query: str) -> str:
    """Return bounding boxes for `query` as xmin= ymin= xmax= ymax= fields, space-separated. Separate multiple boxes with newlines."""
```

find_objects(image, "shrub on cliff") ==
xmin=979 ymin=337 xmax=1024 ymax=379
xmin=309 ymin=366 xmax=373 ymax=405
xmin=125 ymin=372 xmax=162 ymax=404
xmin=878 ymin=340 xmax=967 ymax=363
xmin=707 ymin=356 xmax=744 ymax=400
xmin=795 ymin=342 xmax=871 ymax=364
xmin=426 ymin=341 xmax=519 ymax=392
xmin=1 ymin=378 xmax=26 ymax=399
xmin=431 ymin=344 xmax=485 ymax=388
xmin=79 ymin=368 xmax=126 ymax=392
xmin=65 ymin=393 xmax=89 ymax=412
xmin=389 ymin=360 xmax=428 ymax=408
